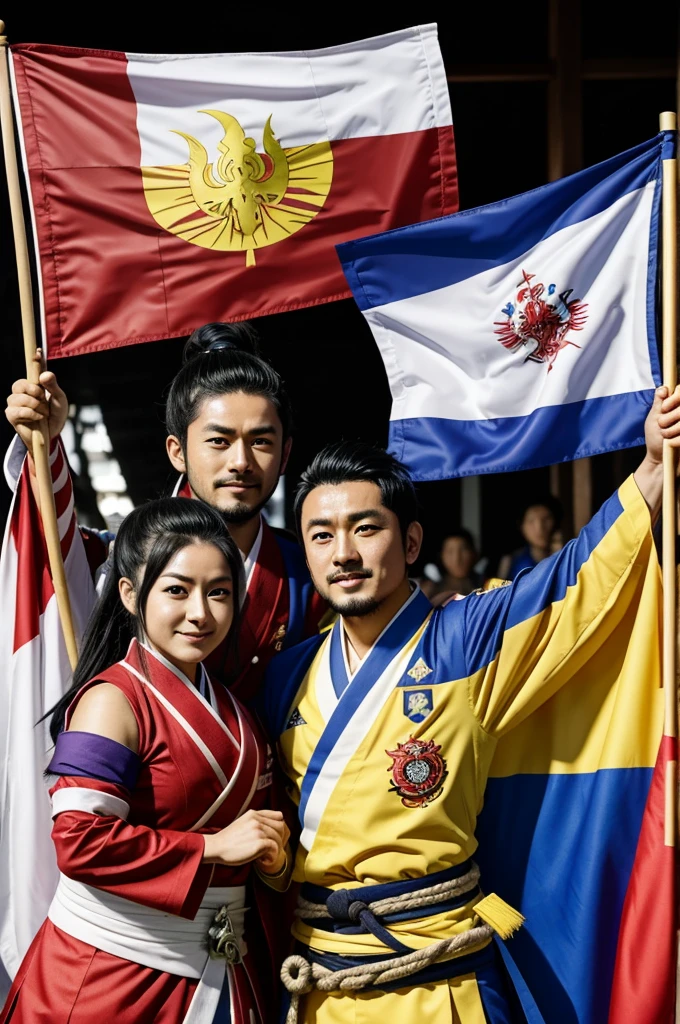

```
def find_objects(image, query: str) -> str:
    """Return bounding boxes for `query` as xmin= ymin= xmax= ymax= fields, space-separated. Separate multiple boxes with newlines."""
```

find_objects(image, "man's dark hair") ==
xmin=165 ymin=321 xmax=293 ymax=446
xmin=440 ymin=528 xmax=477 ymax=553
xmin=294 ymin=440 xmax=418 ymax=541
xmin=518 ymin=493 xmax=564 ymax=530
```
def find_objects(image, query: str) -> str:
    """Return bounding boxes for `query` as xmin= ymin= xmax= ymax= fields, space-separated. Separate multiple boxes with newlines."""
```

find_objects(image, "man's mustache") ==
xmin=214 ymin=477 xmax=259 ymax=487
xmin=326 ymin=568 xmax=373 ymax=584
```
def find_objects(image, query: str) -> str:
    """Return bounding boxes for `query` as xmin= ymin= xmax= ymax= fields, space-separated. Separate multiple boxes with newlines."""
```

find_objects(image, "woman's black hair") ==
xmin=293 ymin=439 xmax=418 ymax=542
xmin=165 ymin=321 xmax=293 ymax=446
xmin=46 ymin=497 xmax=243 ymax=742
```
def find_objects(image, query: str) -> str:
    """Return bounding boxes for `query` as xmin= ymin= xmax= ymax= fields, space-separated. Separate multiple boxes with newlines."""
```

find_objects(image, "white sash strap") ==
xmin=48 ymin=874 xmax=246 ymax=1023
xmin=51 ymin=787 xmax=131 ymax=820
xmin=302 ymin=608 xmax=432 ymax=852
xmin=121 ymin=662 xmax=231 ymax=786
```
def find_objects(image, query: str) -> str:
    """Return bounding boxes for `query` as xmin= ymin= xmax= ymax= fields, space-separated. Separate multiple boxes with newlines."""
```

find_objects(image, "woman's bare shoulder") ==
xmin=68 ymin=682 xmax=139 ymax=752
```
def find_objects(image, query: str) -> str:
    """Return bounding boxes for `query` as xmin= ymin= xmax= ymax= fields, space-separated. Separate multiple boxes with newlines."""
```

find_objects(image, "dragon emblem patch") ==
xmin=494 ymin=269 xmax=588 ymax=371
xmin=386 ymin=737 xmax=448 ymax=808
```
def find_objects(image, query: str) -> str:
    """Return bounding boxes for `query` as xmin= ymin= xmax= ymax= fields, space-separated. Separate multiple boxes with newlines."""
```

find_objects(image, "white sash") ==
xmin=48 ymin=873 xmax=246 ymax=1024
xmin=300 ymin=588 xmax=432 ymax=852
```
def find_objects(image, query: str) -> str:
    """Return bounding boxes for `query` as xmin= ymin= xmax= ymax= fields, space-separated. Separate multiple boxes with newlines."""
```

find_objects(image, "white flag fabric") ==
xmin=0 ymin=440 xmax=96 ymax=984
xmin=336 ymin=132 xmax=671 ymax=480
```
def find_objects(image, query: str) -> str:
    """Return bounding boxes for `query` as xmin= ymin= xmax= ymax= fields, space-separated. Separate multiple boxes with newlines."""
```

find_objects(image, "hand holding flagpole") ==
xmin=0 ymin=20 xmax=78 ymax=670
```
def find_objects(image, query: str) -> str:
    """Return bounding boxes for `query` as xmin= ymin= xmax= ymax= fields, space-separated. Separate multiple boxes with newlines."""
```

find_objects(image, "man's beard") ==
xmin=214 ymin=495 xmax=269 ymax=525
xmin=186 ymin=473 xmax=271 ymax=525
xmin=321 ymin=568 xmax=379 ymax=618
xmin=324 ymin=593 xmax=381 ymax=618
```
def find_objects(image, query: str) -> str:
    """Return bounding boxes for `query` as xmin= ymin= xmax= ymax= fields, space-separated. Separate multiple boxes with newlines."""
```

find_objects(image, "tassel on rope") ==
xmin=474 ymin=892 xmax=525 ymax=940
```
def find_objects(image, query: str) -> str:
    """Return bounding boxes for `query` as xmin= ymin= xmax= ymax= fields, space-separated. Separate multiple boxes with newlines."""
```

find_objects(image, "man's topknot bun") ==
xmin=182 ymin=321 xmax=263 ymax=364
xmin=167 ymin=318 xmax=292 ymax=444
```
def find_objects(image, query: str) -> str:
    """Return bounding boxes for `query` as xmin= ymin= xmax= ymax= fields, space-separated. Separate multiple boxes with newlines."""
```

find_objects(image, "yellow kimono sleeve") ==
xmin=463 ymin=475 xmax=655 ymax=737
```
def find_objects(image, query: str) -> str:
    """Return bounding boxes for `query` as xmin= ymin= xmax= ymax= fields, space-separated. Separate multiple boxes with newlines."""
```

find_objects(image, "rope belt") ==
xmin=281 ymin=861 xmax=524 ymax=1024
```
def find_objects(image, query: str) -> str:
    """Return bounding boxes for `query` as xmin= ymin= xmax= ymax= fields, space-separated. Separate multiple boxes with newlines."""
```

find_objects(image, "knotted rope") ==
xmin=295 ymin=862 xmax=480 ymax=922
xmin=281 ymin=863 xmax=494 ymax=1024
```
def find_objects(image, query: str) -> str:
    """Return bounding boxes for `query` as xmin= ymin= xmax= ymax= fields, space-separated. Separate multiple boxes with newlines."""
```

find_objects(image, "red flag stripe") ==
xmin=60 ymin=515 xmax=77 ymax=565
xmin=53 ymin=463 xmax=74 ymax=524
xmin=11 ymin=464 xmax=56 ymax=652
xmin=10 ymin=445 xmax=78 ymax=651
xmin=608 ymin=734 xmax=677 ymax=1023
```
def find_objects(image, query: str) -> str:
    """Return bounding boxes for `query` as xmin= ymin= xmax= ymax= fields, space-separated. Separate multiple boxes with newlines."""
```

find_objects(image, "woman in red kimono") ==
xmin=1 ymin=497 xmax=289 ymax=1024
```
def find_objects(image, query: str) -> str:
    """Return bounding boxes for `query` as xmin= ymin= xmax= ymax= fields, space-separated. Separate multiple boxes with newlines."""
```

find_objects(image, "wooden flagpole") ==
xmin=0 ymin=21 xmax=78 ymax=670
xmin=659 ymin=111 xmax=678 ymax=849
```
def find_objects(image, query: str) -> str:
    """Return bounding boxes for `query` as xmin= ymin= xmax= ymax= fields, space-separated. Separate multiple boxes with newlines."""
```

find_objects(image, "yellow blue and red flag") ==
xmin=336 ymin=132 xmax=678 ymax=1023
xmin=474 ymin=547 xmax=676 ymax=1024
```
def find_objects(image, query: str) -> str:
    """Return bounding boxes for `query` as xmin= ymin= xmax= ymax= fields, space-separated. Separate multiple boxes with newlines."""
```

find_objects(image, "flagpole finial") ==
xmin=0 ymin=22 xmax=7 ymax=45
xmin=660 ymin=111 xmax=677 ymax=131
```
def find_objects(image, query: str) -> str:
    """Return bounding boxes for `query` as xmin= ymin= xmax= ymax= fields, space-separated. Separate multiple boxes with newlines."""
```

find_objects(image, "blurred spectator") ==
xmin=497 ymin=494 xmax=563 ymax=581
xmin=420 ymin=528 xmax=486 ymax=605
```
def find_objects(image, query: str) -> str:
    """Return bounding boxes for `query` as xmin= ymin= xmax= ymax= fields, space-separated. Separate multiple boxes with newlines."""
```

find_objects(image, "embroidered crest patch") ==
xmin=407 ymin=657 xmax=433 ymax=682
xmin=285 ymin=707 xmax=307 ymax=730
xmin=403 ymin=689 xmax=433 ymax=723
xmin=386 ymin=737 xmax=448 ymax=808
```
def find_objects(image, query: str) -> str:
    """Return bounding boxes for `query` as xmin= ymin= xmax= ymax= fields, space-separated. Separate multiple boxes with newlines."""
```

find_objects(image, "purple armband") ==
xmin=48 ymin=731 xmax=140 ymax=790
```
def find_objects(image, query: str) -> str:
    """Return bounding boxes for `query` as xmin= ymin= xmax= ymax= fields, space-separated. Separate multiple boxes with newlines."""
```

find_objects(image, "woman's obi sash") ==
xmin=48 ymin=873 xmax=246 ymax=1024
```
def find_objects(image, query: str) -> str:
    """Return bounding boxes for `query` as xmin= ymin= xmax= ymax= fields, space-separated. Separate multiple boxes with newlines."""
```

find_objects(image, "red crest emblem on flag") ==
xmin=494 ymin=269 xmax=588 ymax=371
xmin=386 ymin=737 xmax=448 ymax=808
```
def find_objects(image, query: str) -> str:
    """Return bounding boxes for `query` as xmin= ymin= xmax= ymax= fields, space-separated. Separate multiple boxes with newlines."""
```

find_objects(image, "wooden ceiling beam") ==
xmin=446 ymin=59 xmax=676 ymax=84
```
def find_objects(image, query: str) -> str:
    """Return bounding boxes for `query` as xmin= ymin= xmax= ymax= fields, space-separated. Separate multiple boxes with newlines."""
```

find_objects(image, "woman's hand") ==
xmin=202 ymin=809 xmax=290 ymax=868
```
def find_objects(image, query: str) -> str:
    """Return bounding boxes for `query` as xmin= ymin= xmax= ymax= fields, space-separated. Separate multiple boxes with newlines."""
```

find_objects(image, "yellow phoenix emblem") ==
xmin=141 ymin=110 xmax=333 ymax=266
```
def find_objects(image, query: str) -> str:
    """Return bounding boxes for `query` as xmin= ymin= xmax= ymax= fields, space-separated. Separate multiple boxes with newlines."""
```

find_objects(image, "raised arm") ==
xmin=459 ymin=385 xmax=680 ymax=737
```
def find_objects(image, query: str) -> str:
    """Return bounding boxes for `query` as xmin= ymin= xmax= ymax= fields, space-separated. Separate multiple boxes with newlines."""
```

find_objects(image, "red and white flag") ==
xmin=9 ymin=24 xmax=457 ymax=358
xmin=0 ymin=441 xmax=96 ymax=982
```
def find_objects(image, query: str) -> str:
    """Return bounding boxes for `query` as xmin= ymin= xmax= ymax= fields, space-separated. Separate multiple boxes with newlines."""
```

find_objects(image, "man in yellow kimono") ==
xmin=263 ymin=385 xmax=680 ymax=1024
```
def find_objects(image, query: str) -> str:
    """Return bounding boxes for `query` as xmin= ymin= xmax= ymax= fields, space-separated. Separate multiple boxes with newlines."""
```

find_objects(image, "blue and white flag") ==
xmin=336 ymin=132 xmax=673 ymax=480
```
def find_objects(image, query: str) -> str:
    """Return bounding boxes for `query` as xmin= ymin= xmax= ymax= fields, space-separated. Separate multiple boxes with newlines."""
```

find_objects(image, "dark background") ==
xmin=1 ymin=5 xmax=678 ymax=574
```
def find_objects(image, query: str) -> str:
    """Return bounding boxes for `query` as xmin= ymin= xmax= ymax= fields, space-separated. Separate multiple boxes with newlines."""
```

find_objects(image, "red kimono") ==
xmin=1 ymin=639 xmax=280 ymax=1024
